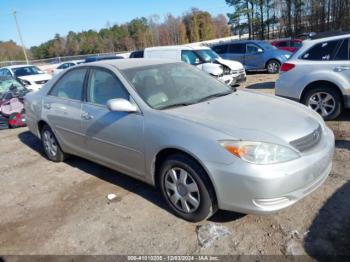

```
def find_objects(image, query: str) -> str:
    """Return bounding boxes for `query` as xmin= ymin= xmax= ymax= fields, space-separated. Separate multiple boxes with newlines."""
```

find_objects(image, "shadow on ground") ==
xmin=336 ymin=109 xmax=350 ymax=122
xmin=335 ymin=140 xmax=350 ymax=150
xmin=18 ymin=130 xmax=244 ymax=223
xmin=245 ymin=81 xmax=275 ymax=90
xmin=304 ymin=181 xmax=350 ymax=259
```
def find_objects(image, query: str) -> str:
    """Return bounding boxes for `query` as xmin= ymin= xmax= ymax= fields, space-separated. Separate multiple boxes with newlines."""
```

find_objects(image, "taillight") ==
xmin=280 ymin=63 xmax=295 ymax=72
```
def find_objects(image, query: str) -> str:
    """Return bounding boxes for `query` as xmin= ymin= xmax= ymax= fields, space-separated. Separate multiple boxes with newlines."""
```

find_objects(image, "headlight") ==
xmin=284 ymin=54 xmax=291 ymax=59
xmin=219 ymin=140 xmax=300 ymax=164
xmin=20 ymin=79 xmax=31 ymax=86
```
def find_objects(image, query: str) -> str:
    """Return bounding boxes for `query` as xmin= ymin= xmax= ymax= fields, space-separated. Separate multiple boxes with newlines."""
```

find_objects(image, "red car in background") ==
xmin=271 ymin=39 xmax=303 ymax=53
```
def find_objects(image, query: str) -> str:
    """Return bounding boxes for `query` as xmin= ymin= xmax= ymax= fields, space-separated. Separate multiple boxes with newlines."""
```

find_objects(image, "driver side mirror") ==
xmin=107 ymin=98 xmax=138 ymax=113
xmin=257 ymin=48 xmax=263 ymax=53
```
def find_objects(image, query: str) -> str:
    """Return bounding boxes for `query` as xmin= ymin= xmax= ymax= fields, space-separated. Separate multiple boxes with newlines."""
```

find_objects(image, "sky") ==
xmin=0 ymin=0 xmax=231 ymax=48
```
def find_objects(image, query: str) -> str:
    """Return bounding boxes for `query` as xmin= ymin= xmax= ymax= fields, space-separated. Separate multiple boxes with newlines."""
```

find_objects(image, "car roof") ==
xmin=82 ymin=58 xmax=179 ymax=70
xmin=212 ymin=40 xmax=267 ymax=46
xmin=145 ymin=44 xmax=210 ymax=51
xmin=3 ymin=64 xmax=35 ymax=69
xmin=272 ymin=39 xmax=302 ymax=43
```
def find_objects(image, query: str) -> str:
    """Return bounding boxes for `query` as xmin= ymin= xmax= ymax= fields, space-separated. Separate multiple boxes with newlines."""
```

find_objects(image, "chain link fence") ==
xmin=0 ymin=34 xmax=248 ymax=69
xmin=0 ymin=51 xmax=130 ymax=68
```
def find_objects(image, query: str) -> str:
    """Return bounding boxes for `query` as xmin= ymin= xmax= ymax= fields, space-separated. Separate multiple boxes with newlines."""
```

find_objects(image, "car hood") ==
xmin=18 ymin=74 xmax=52 ymax=82
xmin=197 ymin=63 xmax=223 ymax=76
xmin=164 ymin=91 xmax=320 ymax=144
xmin=215 ymin=58 xmax=244 ymax=70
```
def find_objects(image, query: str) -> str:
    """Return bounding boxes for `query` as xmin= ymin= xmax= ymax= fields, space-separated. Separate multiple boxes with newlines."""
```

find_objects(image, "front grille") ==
xmin=290 ymin=125 xmax=322 ymax=152
xmin=230 ymin=69 xmax=245 ymax=75
xmin=35 ymin=80 xmax=48 ymax=85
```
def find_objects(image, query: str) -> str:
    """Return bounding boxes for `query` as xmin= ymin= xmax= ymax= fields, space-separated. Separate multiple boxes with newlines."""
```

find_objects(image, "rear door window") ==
xmin=228 ymin=43 xmax=246 ymax=54
xmin=333 ymin=39 xmax=349 ymax=60
xmin=212 ymin=44 xmax=228 ymax=54
xmin=302 ymin=40 xmax=342 ymax=60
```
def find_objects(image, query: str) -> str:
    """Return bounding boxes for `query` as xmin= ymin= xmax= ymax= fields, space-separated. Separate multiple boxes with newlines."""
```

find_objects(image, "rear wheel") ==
xmin=159 ymin=154 xmax=217 ymax=222
xmin=302 ymin=85 xmax=342 ymax=120
xmin=40 ymin=125 xmax=66 ymax=162
xmin=266 ymin=60 xmax=280 ymax=74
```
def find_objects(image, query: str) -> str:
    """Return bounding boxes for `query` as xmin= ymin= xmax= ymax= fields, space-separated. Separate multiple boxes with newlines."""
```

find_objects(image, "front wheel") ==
xmin=159 ymin=154 xmax=217 ymax=222
xmin=302 ymin=86 xmax=342 ymax=120
xmin=266 ymin=60 xmax=280 ymax=74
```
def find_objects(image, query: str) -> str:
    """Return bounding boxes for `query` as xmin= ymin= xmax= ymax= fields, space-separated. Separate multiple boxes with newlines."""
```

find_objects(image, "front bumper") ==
xmin=206 ymin=126 xmax=335 ymax=215
xmin=218 ymin=74 xmax=235 ymax=86
xmin=234 ymin=72 xmax=247 ymax=84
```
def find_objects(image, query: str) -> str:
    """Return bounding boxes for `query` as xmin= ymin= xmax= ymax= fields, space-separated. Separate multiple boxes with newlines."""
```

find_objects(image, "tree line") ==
xmin=2 ymin=1 xmax=350 ymax=61
xmin=226 ymin=0 xmax=350 ymax=40
xmin=30 ymin=9 xmax=230 ymax=59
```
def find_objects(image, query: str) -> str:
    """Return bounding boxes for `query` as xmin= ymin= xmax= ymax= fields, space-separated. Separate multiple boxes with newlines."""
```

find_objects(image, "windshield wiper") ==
xmin=195 ymin=90 xmax=233 ymax=103
xmin=158 ymin=102 xmax=194 ymax=110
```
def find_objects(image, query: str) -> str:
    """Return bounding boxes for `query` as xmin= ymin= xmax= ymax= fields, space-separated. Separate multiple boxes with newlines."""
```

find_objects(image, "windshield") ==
xmin=12 ymin=66 xmax=42 ymax=77
xmin=258 ymin=42 xmax=278 ymax=51
xmin=0 ymin=78 xmax=25 ymax=96
xmin=195 ymin=49 xmax=220 ymax=62
xmin=121 ymin=63 xmax=232 ymax=110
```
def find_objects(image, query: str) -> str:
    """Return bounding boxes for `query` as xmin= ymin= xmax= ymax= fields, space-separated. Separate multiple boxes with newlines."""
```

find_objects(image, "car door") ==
xmin=244 ymin=43 xmax=265 ymax=70
xmin=227 ymin=43 xmax=246 ymax=64
xmin=301 ymin=37 xmax=350 ymax=84
xmin=43 ymin=68 xmax=87 ymax=155
xmin=81 ymin=67 xmax=145 ymax=177
xmin=327 ymin=38 xmax=350 ymax=80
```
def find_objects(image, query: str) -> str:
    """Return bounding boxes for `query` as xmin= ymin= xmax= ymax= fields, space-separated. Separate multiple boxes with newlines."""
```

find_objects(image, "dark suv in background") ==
xmin=211 ymin=40 xmax=292 ymax=73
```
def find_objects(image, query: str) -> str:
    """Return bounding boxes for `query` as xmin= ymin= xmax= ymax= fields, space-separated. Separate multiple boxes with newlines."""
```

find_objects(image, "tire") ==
xmin=266 ymin=60 xmax=280 ymax=74
xmin=40 ymin=125 xmax=66 ymax=162
xmin=302 ymin=85 xmax=342 ymax=120
xmin=159 ymin=154 xmax=217 ymax=222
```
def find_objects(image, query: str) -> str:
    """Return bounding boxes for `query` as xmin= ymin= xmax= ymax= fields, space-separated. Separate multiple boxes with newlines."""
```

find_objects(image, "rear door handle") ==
xmin=334 ymin=65 xmax=350 ymax=72
xmin=43 ymin=103 xmax=51 ymax=109
xmin=81 ymin=112 xmax=94 ymax=120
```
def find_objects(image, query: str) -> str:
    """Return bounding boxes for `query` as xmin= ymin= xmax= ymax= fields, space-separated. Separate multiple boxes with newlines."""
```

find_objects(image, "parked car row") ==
xmin=141 ymin=45 xmax=246 ymax=86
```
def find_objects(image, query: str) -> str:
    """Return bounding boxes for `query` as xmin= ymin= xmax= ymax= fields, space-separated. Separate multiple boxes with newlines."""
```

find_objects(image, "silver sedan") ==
xmin=24 ymin=59 xmax=334 ymax=222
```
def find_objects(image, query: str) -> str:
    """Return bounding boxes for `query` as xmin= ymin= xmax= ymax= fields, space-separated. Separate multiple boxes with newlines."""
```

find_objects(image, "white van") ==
xmin=143 ymin=45 xmax=246 ymax=86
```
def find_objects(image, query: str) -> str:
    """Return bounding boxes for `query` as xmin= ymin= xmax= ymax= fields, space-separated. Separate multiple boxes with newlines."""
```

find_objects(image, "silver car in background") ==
xmin=276 ymin=33 xmax=350 ymax=120
xmin=25 ymin=60 xmax=334 ymax=222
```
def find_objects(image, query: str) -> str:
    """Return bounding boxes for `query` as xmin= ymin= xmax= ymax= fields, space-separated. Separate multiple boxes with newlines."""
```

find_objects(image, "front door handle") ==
xmin=334 ymin=65 xmax=350 ymax=72
xmin=43 ymin=103 xmax=51 ymax=109
xmin=81 ymin=112 xmax=94 ymax=120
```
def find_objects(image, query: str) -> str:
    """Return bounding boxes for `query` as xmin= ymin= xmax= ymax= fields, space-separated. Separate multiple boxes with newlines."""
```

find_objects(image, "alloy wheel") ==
xmin=164 ymin=167 xmax=200 ymax=213
xmin=307 ymin=92 xmax=336 ymax=117
xmin=267 ymin=62 xmax=279 ymax=73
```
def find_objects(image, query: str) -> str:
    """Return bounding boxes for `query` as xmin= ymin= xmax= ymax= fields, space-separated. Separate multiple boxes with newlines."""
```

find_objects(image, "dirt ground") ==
xmin=0 ymin=73 xmax=349 ymax=258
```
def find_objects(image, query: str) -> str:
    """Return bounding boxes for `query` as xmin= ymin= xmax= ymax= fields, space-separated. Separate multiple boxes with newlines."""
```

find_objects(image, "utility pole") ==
xmin=12 ymin=10 xmax=29 ymax=64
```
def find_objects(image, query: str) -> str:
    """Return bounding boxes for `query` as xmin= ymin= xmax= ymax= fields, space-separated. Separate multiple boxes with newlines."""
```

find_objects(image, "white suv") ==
xmin=275 ymin=33 xmax=350 ymax=120
xmin=143 ymin=45 xmax=246 ymax=86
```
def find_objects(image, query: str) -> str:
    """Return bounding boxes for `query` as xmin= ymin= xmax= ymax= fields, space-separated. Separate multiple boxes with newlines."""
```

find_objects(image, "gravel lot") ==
xmin=0 ymin=73 xmax=349 ymax=257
